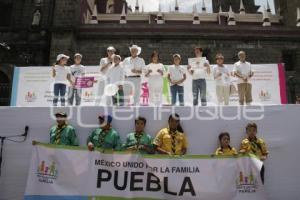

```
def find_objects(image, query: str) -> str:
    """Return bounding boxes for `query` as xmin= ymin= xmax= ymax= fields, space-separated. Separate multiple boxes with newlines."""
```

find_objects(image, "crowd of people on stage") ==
xmin=45 ymin=111 xmax=269 ymax=182
xmin=51 ymin=45 xmax=254 ymax=107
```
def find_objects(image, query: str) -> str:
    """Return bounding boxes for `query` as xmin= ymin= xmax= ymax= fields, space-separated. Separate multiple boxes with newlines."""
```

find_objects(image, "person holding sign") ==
xmin=214 ymin=132 xmax=238 ymax=156
xmin=168 ymin=54 xmax=186 ymax=106
xmin=106 ymin=55 xmax=125 ymax=106
xmin=52 ymin=54 xmax=71 ymax=107
xmin=239 ymin=123 xmax=269 ymax=184
xmin=213 ymin=53 xmax=231 ymax=105
xmin=188 ymin=47 xmax=211 ymax=106
xmin=153 ymin=113 xmax=188 ymax=156
xmin=145 ymin=51 xmax=164 ymax=106
xmin=123 ymin=45 xmax=146 ymax=105
xmin=99 ymin=46 xmax=116 ymax=105
xmin=49 ymin=112 xmax=79 ymax=146
xmin=233 ymin=51 xmax=254 ymax=105
xmin=67 ymin=53 xmax=85 ymax=106
xmin=123 ymin=117 xmax=154 ymax=154
xmin=87 ymin=114 xmax=121 ymax=151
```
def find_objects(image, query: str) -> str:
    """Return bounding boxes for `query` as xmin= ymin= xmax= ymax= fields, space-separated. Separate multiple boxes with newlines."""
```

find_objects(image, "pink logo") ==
xmin=140 ymin=82 xmax=149 ymax=105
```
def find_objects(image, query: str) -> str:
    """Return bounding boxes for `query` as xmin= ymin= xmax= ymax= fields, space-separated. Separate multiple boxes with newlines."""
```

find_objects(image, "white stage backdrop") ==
xmin=10 ymin=64 xmax=287 ymax=106
xmin=0 ymin=105 xmax=299 ymax=200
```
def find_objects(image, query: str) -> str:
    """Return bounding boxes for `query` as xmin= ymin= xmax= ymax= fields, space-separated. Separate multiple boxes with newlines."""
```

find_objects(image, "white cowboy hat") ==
xmin=56 ymin=54 xmax=70 ymax=61
xmin=129 ymin=45 xmax=142 ymax=56
xmin=104 ymin=84 xmax=119 ymax=96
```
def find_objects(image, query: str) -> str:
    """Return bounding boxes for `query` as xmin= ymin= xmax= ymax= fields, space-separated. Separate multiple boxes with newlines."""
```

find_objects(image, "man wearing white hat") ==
xmin=98 ymin=46 xmax=116 ymax=105
xmin=123 ymin=45 xmax=146 ymax=105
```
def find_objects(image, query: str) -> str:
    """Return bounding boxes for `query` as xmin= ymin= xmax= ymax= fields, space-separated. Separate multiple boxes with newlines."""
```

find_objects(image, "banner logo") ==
xmin=259 ymin=90 xmax=271 ymax=101
xmin=36 ymin=160 xmax=58 ymax=184
xmin=236 ymin=171 xmax=258 ymax=193
xmin=84 ymin=91 xmax=94 ymax=97
xmin=25 ymin=91 xmax=37 ymax=102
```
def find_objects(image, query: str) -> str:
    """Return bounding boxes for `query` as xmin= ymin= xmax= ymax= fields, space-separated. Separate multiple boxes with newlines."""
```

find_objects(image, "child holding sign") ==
xmin=67 ymin=53 xmax=85 ymax=106
xmin=188 ymin=47 xmax=211 ymax=106
xmin=239 ymin=123 xmax=269 ymax=184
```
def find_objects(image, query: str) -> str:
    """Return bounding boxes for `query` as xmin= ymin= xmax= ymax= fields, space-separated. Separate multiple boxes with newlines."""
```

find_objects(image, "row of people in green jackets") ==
xmin=49 ymin=112 xmax=269 ymax=183
xmin=49 ymin=112 xmax=268 ymax=158
xmin=50 ymin=112 xmax=187 ymax=155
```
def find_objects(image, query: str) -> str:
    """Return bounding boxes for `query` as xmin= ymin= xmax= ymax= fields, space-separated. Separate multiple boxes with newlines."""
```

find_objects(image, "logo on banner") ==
xmin=236 ymin=171 xmax=258 ymax=193
xmin=25 ymin=91 xmax=37 ymax=102
xmin=84 ymin=91 xmax=93 ymax=97
xmin=82 ymin=90 xmax=94 ymax=102
xmin=259 ymin=90 xmax=271 ymax=101
xmin=36 ymin=160 xmax=58 ymax=184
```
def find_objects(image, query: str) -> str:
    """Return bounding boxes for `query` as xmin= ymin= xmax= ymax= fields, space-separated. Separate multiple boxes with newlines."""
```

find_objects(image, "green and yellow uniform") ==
xmin=215 ymin=147 xmax=238 ymax=156
xmin=87 ymin=128 xmax=121 ymax=150
xmin=153 ymin=128 xmax=188 ymax=155
xmin=123 ymin=132 xmax=154 ymax=154
xmin=240 ymin=137 xmax=269 ymax=159
xmin=50 ymin=124 xmax=79 ymax=146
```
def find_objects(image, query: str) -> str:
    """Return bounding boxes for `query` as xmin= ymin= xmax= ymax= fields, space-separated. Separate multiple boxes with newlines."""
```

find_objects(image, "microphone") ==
xmin=22 ymin=126 xmax=29 ymax=137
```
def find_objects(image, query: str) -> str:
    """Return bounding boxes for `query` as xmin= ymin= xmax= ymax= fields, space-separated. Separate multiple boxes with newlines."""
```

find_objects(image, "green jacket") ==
xmin=123 ymin=132 xmax=154 ymax=154
xmin=87 ymin=128 xmax=121 ymax=150
xmin=50 ymin=124 xmax=79 ymax=146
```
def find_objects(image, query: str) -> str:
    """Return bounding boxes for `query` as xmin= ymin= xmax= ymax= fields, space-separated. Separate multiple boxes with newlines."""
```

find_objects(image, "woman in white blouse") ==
xmin=145 ymin=51 xmax=164 ymax=106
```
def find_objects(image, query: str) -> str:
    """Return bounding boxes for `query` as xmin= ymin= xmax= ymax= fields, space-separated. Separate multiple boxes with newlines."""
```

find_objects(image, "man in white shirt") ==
xmin=187 ymin=47 xmax=211 ymax=106
xmin=168 ymin=54 xmax=186 ymax=106
xmin=98 ymin=46 xmax=115 ymax=105
xmin=213 ymin=54 xmax=230 ymax=105
xmin=233 ymin=51 xmax=254 ymax=105
xmin=123 ymin=45 xmax=146 ymax=106
xmin=106 ymin=55 xmax=125 ymax=106
xmin=67 ymin=53 xmax=85 ymax=106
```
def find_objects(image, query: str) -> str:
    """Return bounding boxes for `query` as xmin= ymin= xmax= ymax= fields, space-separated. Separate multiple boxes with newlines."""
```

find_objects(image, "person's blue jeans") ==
xmin=170 ymin=85 xmax=184 ymax=106
xmin=193 ymin=79 xmax=207 ymax=106
xmin=53 ymin=83 xmax=66 ymax=106
xmin=68 ymin=87 xmax=82 ymax=106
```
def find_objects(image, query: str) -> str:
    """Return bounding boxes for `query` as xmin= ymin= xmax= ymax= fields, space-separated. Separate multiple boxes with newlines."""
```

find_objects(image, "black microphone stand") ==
xmin=0 ymin=126 xmax=29 ymax=176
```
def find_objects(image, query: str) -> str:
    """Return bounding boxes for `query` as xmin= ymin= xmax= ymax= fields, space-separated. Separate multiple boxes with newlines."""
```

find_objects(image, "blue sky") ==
xmin=126 ymin=0 xmax=275 ymax=13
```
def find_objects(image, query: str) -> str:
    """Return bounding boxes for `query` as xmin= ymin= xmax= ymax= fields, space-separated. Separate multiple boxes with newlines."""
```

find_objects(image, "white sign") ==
xmin=24 ymin=143 xmax=267 ymax=200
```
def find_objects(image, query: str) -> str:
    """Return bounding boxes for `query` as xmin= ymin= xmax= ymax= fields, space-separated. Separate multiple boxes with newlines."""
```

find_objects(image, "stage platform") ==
xmin=0 ymin=105 xmax=299 ymax=199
